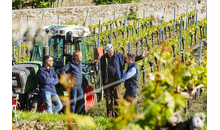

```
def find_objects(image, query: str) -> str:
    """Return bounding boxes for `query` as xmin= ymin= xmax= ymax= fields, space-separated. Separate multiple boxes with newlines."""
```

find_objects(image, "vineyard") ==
xmin=12 ymin=3 xmax=207 ymax=130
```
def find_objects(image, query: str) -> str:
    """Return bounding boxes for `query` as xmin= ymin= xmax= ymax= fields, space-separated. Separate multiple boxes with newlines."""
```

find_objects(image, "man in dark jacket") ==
xmin=60 ymin=50 xmax=97 ymax=114
xmin=100 ymin=44 xmax=149 ymax=117
xmin=37 ymin=55 xmax=63 ymax=114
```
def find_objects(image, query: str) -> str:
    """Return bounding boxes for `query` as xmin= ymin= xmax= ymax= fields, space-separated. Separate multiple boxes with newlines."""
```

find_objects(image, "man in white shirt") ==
xmin=122 ymin=53 xmax=139 ymax=114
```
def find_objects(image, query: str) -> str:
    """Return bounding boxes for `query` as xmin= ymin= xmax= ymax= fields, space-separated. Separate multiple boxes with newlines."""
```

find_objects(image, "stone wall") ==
xmin=12 ymin=0 xmax=207 ymax=27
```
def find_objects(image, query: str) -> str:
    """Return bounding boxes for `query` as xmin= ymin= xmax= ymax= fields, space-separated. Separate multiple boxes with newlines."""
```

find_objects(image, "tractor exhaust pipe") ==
xmin=43 ymin=46 xmax=49 ymax=56
xmin=43 ymin=33 xmax=49 ymax=56
xmin=42 ymin=46 xmax=49 ymax=66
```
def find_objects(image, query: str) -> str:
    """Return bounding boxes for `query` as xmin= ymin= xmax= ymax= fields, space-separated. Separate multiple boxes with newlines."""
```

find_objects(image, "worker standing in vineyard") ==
xmin=37 ymin=55 xmax=63 ymax=114
xmin=100 ymin=44 xmax=149 ymax=117
xmin=122 ymin=53 xmax=139 ymax=114
xmin=60 ymin=51 xmax=97 ymax=114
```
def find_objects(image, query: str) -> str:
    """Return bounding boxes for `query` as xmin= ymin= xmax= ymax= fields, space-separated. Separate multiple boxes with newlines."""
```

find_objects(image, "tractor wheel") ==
xmin=83 ymin=85 xmax=97 ymax=114
xmin=29 ymin=95 xmax=43 ymax=112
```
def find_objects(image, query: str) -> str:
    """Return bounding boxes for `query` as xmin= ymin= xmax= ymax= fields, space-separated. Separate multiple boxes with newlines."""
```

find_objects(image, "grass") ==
xmin=12 ymin=111 xmax=66 ymax=123
xmin=75 ymin=117 xmax=112 ymax=130
xmin=12 ymin=110 xmax=112 ymax=130
xmin=87 ymin=99 xmax=107 ymax=117
xmin=13 ymin=86 xmax=207 ymax=130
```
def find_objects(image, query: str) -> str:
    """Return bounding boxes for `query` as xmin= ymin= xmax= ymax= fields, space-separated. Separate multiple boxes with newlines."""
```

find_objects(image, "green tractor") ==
xmin=12 ymin=25 xmax=104 ymax=112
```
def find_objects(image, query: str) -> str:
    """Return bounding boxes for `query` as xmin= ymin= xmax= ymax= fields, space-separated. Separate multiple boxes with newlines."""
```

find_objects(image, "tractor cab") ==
xmin=30 ymin=25 xmax=93 ymax=68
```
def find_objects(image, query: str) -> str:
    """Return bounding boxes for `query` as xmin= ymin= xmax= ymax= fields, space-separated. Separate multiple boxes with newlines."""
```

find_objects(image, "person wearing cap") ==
xmin=100 ymin=44 xmax=149 ymax=117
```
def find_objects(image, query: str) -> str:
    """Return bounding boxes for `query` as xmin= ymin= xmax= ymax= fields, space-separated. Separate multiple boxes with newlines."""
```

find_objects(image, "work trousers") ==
xmin=104 ymin=77 xmax=122 ymax=118
xmin=39 ymin=91 xmax=63 ymax=114
xmin=123 ymin=88 xmax=138 ymax=114
xmin=70 ymin=85 xmax=85 ymax=114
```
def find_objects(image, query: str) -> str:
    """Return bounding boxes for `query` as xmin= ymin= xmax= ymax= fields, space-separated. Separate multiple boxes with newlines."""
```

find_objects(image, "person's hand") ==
xmin=141 ymin=51 xmax=150 ymax=58
xmin=92 ymin=60 xmax=98 ymax=65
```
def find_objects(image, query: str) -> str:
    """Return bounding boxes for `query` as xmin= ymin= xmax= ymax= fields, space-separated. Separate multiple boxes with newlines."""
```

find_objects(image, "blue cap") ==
xmin=105 ymin=44 xmax=113 ymax=50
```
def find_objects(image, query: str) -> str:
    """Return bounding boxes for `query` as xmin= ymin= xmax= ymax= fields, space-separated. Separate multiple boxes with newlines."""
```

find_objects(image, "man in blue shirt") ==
xmin=37 ymin=55 xmax=63 ymax=114
xmin=60 ymin=51 xmax=97 ymax=114
xmin=122 ymin=53 xmax=139 ymax=114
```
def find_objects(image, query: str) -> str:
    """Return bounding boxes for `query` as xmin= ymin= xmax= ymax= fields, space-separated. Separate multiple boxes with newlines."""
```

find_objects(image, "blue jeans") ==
xmin=123 ymin=89 xmax=138 ymax=114
xmin=70 ymin=85 xmax=85 ymax=114
xmin=39 ymin=91 xmax=63 ymax=114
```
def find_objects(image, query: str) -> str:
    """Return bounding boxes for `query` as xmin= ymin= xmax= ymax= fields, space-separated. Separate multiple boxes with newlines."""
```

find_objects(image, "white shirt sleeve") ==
xmin=122 ymin=67 xmax=137 ymax=82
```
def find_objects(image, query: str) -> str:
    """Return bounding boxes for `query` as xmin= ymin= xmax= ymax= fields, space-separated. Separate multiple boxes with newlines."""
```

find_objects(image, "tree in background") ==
xmin=93 ymin=0 xmax=140 ymax=5
xmin=12 ymin=0 xmax=64 ymax=9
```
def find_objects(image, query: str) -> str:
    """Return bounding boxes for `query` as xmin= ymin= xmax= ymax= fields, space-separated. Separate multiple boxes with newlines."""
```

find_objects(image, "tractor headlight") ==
xmin=50 ymin=28 xmax=56 ymax=34
xmin=12 ymin=80 xmax=17 ymax=86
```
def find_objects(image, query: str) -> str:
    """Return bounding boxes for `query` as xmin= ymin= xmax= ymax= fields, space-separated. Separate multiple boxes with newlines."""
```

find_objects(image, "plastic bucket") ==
xmin=85 ymin=85 xmax=96 ymax=110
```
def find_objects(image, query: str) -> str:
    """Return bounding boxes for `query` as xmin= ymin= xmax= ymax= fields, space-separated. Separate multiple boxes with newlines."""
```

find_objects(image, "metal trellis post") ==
xmin=159 ymin=22 xmax=162 ymax=71
xmin=198 ymin=41 xmax=202 ymax=65
xmin=180 ymin=18 xmax=182 ymax=57
xmin=197 ymin=41 xmax=202 ymax=100
xmin=13 ymin=46 xmax=15 ymax=60
xmin=137 ymin=20 xmax=140 ymax=54
xmin=18 ymin=45 xmax=20 ymax=59
xmin=128 ymin=43 xmax=131 ymax=53
xmin=196 ymin=13 xmax=197 ymax=26
xmin=57 ymin=14 xmax=59 ymax=25
xmin=186 ymin=5 xmax=188 ymax=29
xmin=113 ymin=9 xmax=115 ymax=29
xmin=110 ymin=27 xmax=113 ymax=44
xmin=98 ymin=20 xmax=101 ymax=47
xmin=159 ymin=23 xmax=161 ymax=41
xmin=90 ymin=15 xmax=91 ymax=25
xmin=124 ymin=13 xmax=127 ymax=39
xmin=206 ymin=7 xmax=207 ymax=34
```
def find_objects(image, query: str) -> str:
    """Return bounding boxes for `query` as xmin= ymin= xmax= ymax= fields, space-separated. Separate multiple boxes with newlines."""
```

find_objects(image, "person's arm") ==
xmin=122 ymin=67 xmax=137 ymax=82
xmin=82 ymin=64 xmax=92 ymax=73
xmin=50 ymin=69 xmax=59 ymax=85
xmin=122 ymin=52 xmax=150 ymax=63
xmin=135 ymin=55 xmax=143 ymax=62
xmin=37 ymin=69 xmax=56 ymax=85
xmin=82 ymin=60 xmax=98 ymax=73
xmin=135 ymin=51 xmax=150 ymax=62
xmin=60 ymin=63 xmax=70 ymax=75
